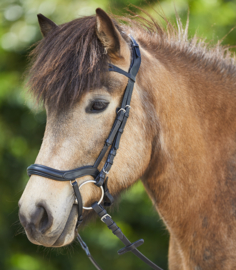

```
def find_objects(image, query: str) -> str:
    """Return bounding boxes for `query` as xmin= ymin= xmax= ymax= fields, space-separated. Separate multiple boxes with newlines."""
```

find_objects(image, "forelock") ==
xmin=27 ymin=15 xmax=109 ymax=111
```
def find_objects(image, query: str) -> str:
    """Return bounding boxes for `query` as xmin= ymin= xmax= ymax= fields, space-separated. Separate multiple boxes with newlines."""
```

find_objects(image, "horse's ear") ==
xmin=37 ymin=14 xmax=58 ymax=37
xmin=95 ymin=8 xmax=129 ymax=60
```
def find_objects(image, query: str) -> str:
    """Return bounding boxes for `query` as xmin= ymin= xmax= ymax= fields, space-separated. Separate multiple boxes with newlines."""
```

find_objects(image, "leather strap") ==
xmin=94 ymin=36 xmax=141 ymax=188
xmin=103 ymin=177 xmax=114 ymax=207
xmin=77 ymin=203 xmax=163 ymax=270
xmin=71 ymin=181 xmax=83 ymax=226
xmin=77 ymin=234 xmax=102 ymax=270
xmin=92 ymin=202 xmax=163 ymax=270
xmin=27 ymin=164 xmax=99 ymax=181
xmin=118 ymin=239 xmax=144 ymax=255
xmin=109 ymin=64 xmax=136 ymax=82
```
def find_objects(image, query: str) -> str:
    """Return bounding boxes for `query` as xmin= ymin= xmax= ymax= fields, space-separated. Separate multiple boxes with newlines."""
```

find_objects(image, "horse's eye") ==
xmin=87 ymin=100 xmax=109 ymax=113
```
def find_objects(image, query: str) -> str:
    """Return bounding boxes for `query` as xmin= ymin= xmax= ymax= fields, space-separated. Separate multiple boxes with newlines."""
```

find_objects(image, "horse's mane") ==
xmin=123 ymin=9 xmax=236 ymax=77
xmin=26 ymin=8 xmax=236 ymax=111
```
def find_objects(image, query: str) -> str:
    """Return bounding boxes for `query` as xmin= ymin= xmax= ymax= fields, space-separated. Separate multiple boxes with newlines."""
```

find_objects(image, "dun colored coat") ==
xmin=18 ymin=8 xmax=236 ymax=270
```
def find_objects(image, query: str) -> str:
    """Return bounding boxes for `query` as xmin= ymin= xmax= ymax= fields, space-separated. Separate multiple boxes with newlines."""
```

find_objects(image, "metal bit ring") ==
xmin=78 ymin=180 xmax=104 ymax=210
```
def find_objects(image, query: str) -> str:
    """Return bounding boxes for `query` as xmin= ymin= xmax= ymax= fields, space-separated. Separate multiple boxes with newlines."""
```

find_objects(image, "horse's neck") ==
xmin=140 ymin=45 xmax=236 ymax=236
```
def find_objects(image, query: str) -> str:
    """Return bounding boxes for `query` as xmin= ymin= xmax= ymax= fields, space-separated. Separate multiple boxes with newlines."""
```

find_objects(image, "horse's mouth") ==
xmin=52 ymin=204 xmax=78 ymax=247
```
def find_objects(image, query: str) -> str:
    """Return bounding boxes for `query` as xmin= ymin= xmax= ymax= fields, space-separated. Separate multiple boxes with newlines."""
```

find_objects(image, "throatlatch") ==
xmin=27 ymin=36 xmax=163 ymax=270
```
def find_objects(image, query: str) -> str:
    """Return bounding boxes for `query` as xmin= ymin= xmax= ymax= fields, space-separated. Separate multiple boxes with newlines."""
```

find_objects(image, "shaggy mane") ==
xmin=120 ymin=8 xmax=236 ymax=77
xmin=26 ymin=8 xmax=236 ymax=111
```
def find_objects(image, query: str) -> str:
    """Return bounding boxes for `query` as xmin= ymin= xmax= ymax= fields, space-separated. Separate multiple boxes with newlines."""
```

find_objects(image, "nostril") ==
xmin=38 ymin=207 xmax=49 ymax=233
xmin=18 ymin=201 xmax=53 ymax=236
xmin=36 ymin=202 xmax=53 ymax=234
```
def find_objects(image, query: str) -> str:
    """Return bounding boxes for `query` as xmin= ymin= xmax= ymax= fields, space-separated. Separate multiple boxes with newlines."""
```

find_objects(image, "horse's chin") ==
xmin=26 ymin=204 xmax=78 ymax=248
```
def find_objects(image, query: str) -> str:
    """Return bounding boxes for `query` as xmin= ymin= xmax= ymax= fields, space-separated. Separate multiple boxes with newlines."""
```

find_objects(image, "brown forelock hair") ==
xmin=26 ymin=15 xmax=129 ymax=111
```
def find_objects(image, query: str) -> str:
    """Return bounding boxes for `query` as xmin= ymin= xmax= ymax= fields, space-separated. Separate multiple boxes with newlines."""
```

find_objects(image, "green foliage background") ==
xmin=0 ymin=0 xmax=236 ymax=269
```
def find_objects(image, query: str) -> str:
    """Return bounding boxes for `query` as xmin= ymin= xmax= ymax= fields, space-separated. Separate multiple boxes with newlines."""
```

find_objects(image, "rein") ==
xmin=27 ymin=36 xmax=163 ymax=270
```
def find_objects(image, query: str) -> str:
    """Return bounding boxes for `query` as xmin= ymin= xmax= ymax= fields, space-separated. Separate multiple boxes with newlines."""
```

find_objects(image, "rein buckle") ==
xmin=101 ymin=214 xmax=111 ymax=223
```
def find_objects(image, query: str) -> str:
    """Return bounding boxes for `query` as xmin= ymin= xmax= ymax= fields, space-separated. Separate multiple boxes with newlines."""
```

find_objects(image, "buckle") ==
xmin=103 ymin=168 xmax=109 ymax=175
xmin=117 ymin=108 xmax=126 ymax=114
xmin=101 ymin=214 xmax=111 ymax=223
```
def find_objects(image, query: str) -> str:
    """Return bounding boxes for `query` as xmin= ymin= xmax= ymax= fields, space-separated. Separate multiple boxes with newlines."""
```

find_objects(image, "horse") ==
xmin=18 ymin=7 xmax=236 ymax=270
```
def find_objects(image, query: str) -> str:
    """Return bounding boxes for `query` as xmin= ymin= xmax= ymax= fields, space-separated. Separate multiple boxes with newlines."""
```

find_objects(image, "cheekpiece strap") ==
xmin=94 ymin=35 xmax=141 ymax=190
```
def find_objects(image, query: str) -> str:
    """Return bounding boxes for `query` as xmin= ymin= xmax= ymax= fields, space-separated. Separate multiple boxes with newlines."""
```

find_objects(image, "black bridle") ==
xmin=27 ymin=36 xmax=163 ymax=270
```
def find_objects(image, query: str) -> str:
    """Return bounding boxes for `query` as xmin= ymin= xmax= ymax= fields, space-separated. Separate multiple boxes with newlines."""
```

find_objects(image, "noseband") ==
xmin=27 ymin=36 xmax=162 ymax=270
